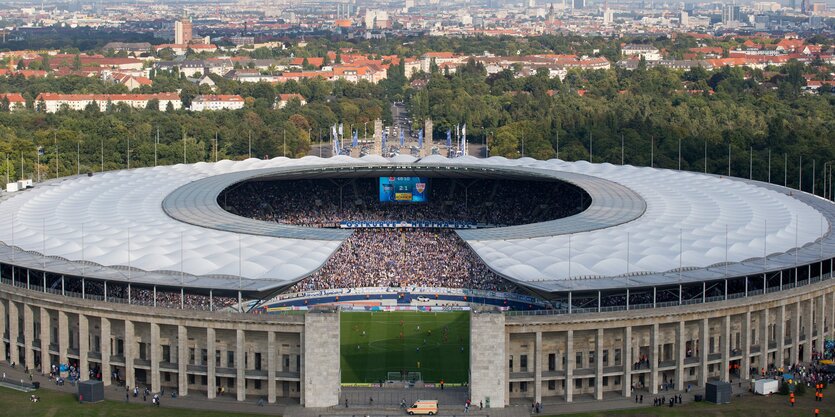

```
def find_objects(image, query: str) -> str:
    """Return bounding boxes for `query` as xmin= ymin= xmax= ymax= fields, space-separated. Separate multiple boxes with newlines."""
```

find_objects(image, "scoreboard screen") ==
xmin=379 ymin=177 xmax=429 ymax=203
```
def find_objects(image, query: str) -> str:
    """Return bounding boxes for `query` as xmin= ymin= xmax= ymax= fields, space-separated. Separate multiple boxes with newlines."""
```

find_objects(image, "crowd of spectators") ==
xmin=62 ymin=278 xmax=237 ymax=310
xmin=287 ymin=229 xmax=515 ymax=292
xmin=223 ymin=178 xmax=587 ymax=228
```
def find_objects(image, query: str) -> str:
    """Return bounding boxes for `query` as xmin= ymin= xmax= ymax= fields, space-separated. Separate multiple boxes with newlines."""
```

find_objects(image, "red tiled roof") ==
xmin=0 ymin=93 xmax=25 ymax=103
xmin=277 ymin=93 xmax=306 ymax=101
xmin=290 ymin=57 xmax=325 ymax=67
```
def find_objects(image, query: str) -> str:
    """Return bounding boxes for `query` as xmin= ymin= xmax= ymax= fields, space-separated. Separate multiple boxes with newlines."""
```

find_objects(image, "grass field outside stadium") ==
xmin=340 ymin=311 xmax=470 ymax=384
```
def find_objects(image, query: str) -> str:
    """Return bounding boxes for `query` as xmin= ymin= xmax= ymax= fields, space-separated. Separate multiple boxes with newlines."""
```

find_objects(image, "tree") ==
xmin=73 ymin=53 xmax=82 ymax=71
xmin=146 ymin=98 xmax=160 ymax=111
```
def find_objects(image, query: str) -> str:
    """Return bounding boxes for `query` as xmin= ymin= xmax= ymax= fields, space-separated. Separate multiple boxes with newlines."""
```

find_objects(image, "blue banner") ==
xmin=339 ymin=220 xmax=477 ymax=229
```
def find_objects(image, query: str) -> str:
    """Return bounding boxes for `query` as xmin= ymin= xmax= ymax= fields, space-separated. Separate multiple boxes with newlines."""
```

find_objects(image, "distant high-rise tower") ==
xmin=175 ymin=18 xmax=193 ymax=45
xmin=722 ymin=4 xmax=740 ymax=25
xmin=573 ymin=0 xmax=585 ymax=9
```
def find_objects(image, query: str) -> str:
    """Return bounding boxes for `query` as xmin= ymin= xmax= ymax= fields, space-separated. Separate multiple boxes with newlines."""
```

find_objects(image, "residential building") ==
xmin=35 ymin=93 xmax=181 ymax=113
xmin=175 ymin=18 xmax=193 ymax=45
xmin=0 ymin=93 xmax=26 ymax=111
xmin=190 ymin=95 xmax=245 ymax=111
xmin=276 ymin=94 xmax=307 ymax=109
xmin=621 ymin=44 xmax=662 ymax=61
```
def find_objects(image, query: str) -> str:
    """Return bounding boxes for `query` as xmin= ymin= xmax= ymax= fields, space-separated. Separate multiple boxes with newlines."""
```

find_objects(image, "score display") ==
xmin=379 ymin=177 xmax=429 ymax=203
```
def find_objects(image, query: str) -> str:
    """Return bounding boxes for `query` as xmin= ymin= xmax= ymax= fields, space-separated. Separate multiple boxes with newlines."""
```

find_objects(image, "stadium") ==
xmin=1 ymin=153 xmax=835 ymax=409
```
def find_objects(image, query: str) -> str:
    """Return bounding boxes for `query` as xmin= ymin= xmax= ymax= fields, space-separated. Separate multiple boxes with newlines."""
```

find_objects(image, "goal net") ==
xmin=386 ymin=371 xmax=422 ymax=382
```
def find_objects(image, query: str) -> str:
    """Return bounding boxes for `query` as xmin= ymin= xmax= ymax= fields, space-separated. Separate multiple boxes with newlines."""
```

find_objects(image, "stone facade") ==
xmin=302 ymin=308 xmax=341 ymax=407
xmin=2 ymin=273 xmax=834 ymax=408
xmin=470 ymin=308 xmax=506 ymax=408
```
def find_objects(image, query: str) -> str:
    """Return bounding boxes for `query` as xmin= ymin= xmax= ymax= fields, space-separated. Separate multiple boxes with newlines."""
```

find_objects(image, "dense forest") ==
xmin=0 ymin=33 xmax=832 ymax=195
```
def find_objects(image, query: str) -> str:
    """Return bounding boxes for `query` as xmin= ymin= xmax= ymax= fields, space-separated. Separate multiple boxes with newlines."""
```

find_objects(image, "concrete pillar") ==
xmin=423 ymin=119 xmax=434 ymax=157
xmin=741 ymin=311 xmax=751 ymax=381
xmin=534 ymin=331 xmax=542 ymax=403
xmin=124 ymin=320 xmax=134 ymax=388
xmin=817 ymin=295 xmax=826 ymax=359
xmin=267 ymin=331 xmax=276 ymax=404
xmin=0 ymin=300 xmax=6 ymax=362
xmin=595 ymin=328 xmax=604 ymax=400
xmin=39 ymin=308 xmax=49 ymax=373
xmin=207 ymin=327 xmax=216 ymax=399
xmin=760 ymin=308 xmax=769 ymax=371
xmin=236 ymin=329 xmax=245 ymax=401
xmin=471 ymin=310 xmax=507 ymax=407
xmin=78 ymin=314 xmax=89 ymax=381
xmin=787 ymin=302 xmax=809 ymax=363
xmin=698 ymin=319 xmax=708 ymax=386
xmin=622 ymin=326 xmax=632 ymax=397
xmin=299 ymin=328 xmax=305 ymax=404
xmin=776 ymin=305 xmax=785 ymax=368
xmin=8 ymin=302 xmax=19 ymax=366
xmin=830 ymin=292 xmax=835 ymax=339
xmin=303 ymin=309 xmax=341 ymax=408
xmin=23 ymin=304 xmax=34 ymax=371
xmin=565 ymin=329 xmax=574 ymax=402
xmin=504 ymin=330 xmax=510 ymax=405
xmin=57 ymin=310 xmax=68 ymax=365
xmin=721 ymin=315 xmax=730 ymax=382
xmin=675 ymin=321 xmax=686 ymax=389
xmin=101 ymin=317 xmax=111 ymax=386
xmin=650 ymin=323 xmax=659 ymax=394
xmin=177 ymin=325 xmax=188 ymax=397
xmin=150 ymin=322 xmax=160 ymax=393
xmin=372 ymin=118 xmax=383 ymax=155
xmin=803 ymin=299 xmax=813 ymax=363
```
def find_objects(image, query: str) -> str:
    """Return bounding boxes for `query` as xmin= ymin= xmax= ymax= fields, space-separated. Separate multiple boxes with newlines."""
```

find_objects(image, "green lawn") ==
xmin=553 ymin=391 xmax=835 ymax=416
xmin=340 ymin=311 xmax=470 ymax=384
xmin=0 ymin=386 xmax=262 ymax=417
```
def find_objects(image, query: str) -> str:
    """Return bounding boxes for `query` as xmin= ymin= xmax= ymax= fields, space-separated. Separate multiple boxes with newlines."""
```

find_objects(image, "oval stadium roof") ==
xmin=0 ymin=155 xmax=828 ymax=294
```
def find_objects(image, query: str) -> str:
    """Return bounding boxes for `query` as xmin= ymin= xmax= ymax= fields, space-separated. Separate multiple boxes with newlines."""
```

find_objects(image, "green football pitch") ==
xmin=340 ymin=311 xmax=470 ymax=384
